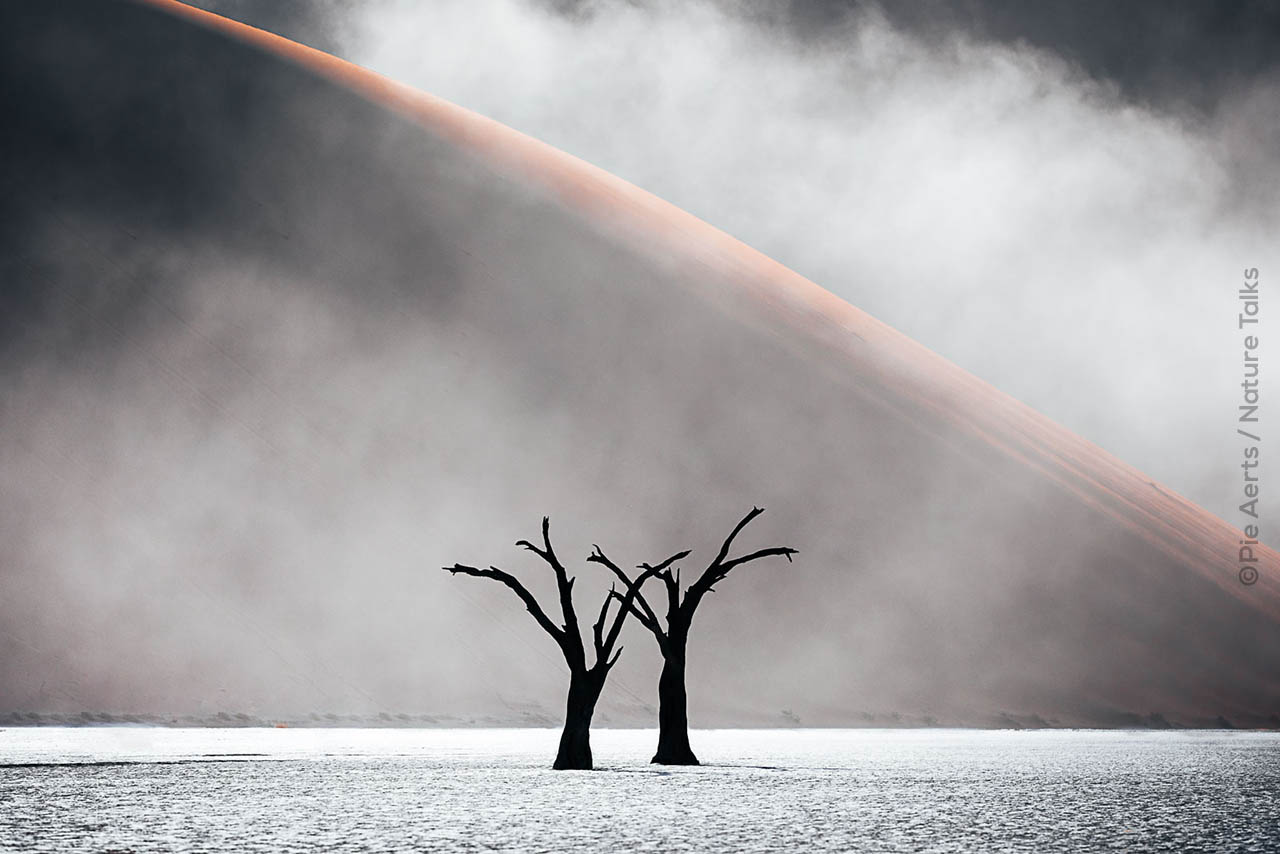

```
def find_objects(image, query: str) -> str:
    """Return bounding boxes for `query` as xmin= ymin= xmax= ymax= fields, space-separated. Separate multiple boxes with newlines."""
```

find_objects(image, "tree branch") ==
xmin=591 ymin=584 xmax=614 ymax=655
xmin=683 ymin=508 xmax=796 ymax=612
xmin=595 ymin=566 xmax=659 ymax=669
xmin=658 ymin=568 xmax=681 ymax=620
xmin=443 ymin=563 xmax=567 ymax=652
xmin=589 ymin=544 xmax=668 ymax=642
xmin=634 ymin=551 xmax=692 ymax=622
xmin=516 ymin=516 xmax=581 ymax=652
xmin=711 ymin=507 xmax=762 ymax=564
xmin=720 ymin=546 xmax=798 ymax=573
xmin=608 ymin=589 xmax=662 ymax=638
xmin=642 ymin=549 xmax=692 ymax=574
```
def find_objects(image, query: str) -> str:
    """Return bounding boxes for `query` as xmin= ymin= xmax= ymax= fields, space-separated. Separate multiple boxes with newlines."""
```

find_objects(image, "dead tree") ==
xmin=589 ymin=507 xmax=796 ymax=765
xmin=443 ymin=517 xmax=658 ymax=770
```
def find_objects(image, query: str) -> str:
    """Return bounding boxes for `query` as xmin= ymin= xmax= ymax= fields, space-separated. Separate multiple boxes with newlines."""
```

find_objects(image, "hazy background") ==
xmin=194 ymin=0 xmax=1280 ymax=533
xmin=2 ymin=0 xmax=1278 ymax=728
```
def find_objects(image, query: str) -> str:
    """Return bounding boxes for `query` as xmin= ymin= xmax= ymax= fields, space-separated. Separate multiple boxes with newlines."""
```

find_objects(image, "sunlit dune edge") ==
xmin=137 ymin=0 xmax=1279 ymax=620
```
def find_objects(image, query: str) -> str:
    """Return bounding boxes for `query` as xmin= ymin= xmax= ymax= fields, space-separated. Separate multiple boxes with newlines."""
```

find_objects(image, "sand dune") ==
xmin=0 ymin=0 xmax=1275 ymax=727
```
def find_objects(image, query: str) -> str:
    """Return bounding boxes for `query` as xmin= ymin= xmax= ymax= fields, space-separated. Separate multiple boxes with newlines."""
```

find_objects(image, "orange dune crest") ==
xmin=139 ymin=0 xmax=1278 ymax=620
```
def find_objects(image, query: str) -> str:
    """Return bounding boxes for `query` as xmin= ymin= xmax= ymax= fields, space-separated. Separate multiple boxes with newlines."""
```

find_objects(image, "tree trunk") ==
xmin=651 ymin=644 xmax=700 ymax=765
xmin=554 ymin=670 xmax=603 ymax=770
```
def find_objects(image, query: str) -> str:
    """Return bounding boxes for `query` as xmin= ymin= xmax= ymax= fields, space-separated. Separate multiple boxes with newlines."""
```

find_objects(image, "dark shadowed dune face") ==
xmin=0 ymin=0 xmax=1276 ymax=728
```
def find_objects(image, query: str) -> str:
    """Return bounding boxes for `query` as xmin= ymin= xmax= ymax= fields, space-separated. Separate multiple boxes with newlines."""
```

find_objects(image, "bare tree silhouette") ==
xmin=443 ymin=517 xmax=658 ymax=770
xmin=590 ymin=507 xmax=797 ymax=765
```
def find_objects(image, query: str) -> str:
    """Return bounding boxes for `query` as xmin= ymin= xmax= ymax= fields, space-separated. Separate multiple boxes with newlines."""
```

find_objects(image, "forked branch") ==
xmin=683 ymin=508 xmax=797 ymax=611
xmin=517 ymin=516 xmax=580 ymax=641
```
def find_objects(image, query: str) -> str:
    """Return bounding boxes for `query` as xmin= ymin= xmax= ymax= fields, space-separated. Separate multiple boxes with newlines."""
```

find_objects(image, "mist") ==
xmin=1 ymin=0 xmax=1276 ymax=729
xmin=312 ymin=0 xmax=1280 ymax=533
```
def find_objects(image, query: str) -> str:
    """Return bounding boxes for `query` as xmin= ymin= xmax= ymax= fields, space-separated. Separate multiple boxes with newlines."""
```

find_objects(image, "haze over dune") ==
xmin=231 ymin=0 xmax=1280 ymax=539
xmin=0 ymin=0 xmax=1277 ymax=728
